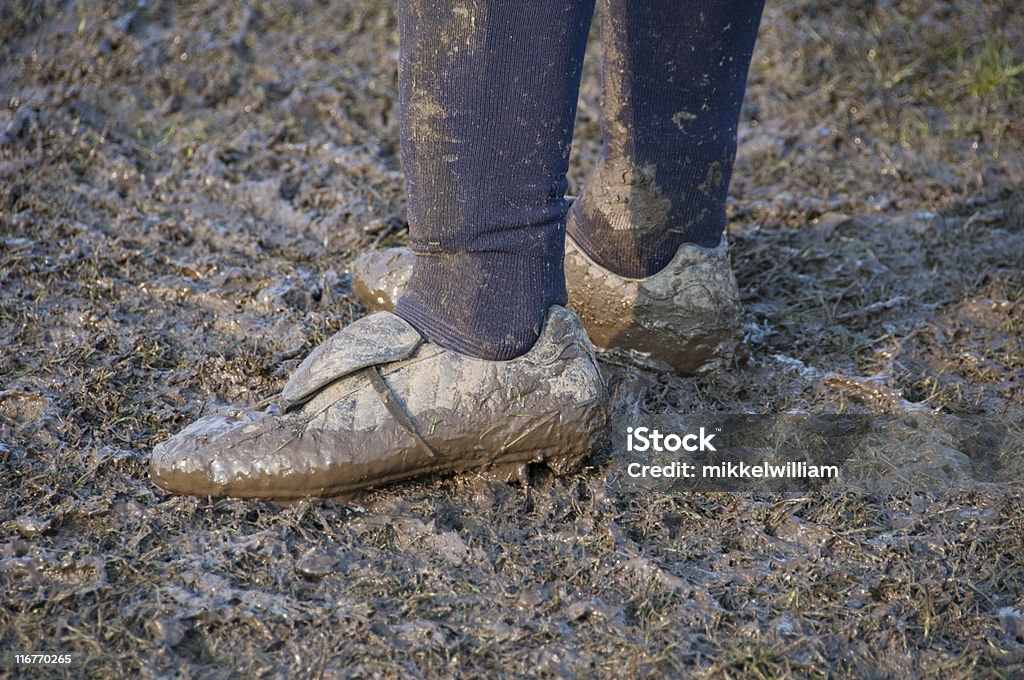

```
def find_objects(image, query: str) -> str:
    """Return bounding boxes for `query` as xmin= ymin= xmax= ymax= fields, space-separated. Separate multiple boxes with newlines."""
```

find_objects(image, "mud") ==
xmin=2 ymin=0 xmax=1024 ymax=677
xmin=564 ymin=233 xmax=741 ymax=375
xmin=574 ymin=158 xmax=673 ymax=236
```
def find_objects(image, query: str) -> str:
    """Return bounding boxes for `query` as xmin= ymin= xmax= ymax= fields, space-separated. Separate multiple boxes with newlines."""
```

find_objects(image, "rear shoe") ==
xmin=351 ymin=235 xmax=741 ymax=375
xmin=562 ymin=235 xmax=741 ymax=375
xmin=351 ymin=246 xmax=416 ymax=314
xmin=150 ymin=306 xmax=607 ymax=500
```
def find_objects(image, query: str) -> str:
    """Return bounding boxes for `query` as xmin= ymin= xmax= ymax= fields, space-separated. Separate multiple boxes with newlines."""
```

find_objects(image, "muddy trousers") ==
xmin=392 ymin=0 xmax=765 ymax=360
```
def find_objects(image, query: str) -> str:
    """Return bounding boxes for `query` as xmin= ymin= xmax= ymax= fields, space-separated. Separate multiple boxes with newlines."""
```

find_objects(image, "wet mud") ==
xmin=2 ymin=0 xmax=1024 ymax=677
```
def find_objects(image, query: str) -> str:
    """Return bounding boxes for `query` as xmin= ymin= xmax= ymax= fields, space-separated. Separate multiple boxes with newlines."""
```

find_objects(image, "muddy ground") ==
xmin=2 ymin=0 xmax=1023 ymax=677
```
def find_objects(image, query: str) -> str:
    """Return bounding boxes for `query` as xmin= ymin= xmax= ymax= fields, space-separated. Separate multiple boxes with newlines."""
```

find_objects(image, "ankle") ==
xmin=393 ymin=247 xmax=567 ymax=361
xmin=566 ymin=157 xmax=726 ymax=279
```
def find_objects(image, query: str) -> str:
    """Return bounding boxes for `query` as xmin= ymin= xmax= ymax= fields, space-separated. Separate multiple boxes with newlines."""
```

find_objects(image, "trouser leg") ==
xmin=394 ymin=0 xmax=596 ymax=360
xmin=567 ymin=0 xmax=765 ymax=278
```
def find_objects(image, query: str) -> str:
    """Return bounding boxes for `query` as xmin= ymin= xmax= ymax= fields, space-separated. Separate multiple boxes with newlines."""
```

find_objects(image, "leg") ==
xmin=150 ymin=0 xmax=608 ymax=499
xmin=347 ymin=0 xmax=765 ymax=373
xmin=567 ymin=0 xmax=765 ymax=278
xmin=394 ymin=0 xmax=596 ymax=360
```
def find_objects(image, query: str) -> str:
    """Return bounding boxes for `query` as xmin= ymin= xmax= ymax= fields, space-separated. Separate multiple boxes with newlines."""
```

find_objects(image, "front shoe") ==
xmin=150 ymin=306 xmax=607 ymax=500
xmin=351 ymin=235 xmax=741 ymax=375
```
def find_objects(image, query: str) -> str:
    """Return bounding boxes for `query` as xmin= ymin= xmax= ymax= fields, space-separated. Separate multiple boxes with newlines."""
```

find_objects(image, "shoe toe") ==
xmin=150 ymin=407 xmax=302 ymax=498
xmin=351 ymin=247 xmax=416 ymax=312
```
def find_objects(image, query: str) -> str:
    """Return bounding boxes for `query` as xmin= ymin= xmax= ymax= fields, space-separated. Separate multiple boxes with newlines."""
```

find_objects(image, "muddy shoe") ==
xmin=351 ymin=236 xmax=741 ymax=375
xmin=562 ymin=235 xmax=741 ymax=375
xmin=351 ymin=246 xmax=416 ymax=313
xmin=150 ymin=306 xmax=607 ymax=500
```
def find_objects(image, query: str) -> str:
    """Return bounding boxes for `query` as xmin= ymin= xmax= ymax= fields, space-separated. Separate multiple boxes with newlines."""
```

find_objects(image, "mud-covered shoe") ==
xmin=351 ymin=236 xmax=741 ymax=375
xmin=562 ymin=235 xmax=741 ymax=375
xmin=351 ymin=246 xmax=416 ymax=314
xmin=150 ymin=306 xmax=607 ymax=500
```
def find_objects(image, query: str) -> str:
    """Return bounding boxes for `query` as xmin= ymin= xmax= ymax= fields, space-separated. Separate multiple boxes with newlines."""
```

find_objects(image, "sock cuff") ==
xmin=394 ymin=246 xmax=567 ymax=361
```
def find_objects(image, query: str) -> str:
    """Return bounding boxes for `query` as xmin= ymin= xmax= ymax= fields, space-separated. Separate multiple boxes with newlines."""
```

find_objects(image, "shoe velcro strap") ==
xmin=280 ymin=312 xmax=423 ymax=410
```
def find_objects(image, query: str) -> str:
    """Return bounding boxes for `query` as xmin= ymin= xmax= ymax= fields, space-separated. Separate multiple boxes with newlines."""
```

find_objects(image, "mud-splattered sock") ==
xmin=567 ymin=0 xmax=765 ymax=279
xmin=392 ymin=0 xmax=595 ymax=361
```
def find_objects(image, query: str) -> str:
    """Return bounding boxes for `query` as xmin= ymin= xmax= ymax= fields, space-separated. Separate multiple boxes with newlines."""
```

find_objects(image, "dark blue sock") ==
xmin=567 ymin=0 xmax=765 ymax=279
xmin=393 ymin=0 xmax=596 ymax=360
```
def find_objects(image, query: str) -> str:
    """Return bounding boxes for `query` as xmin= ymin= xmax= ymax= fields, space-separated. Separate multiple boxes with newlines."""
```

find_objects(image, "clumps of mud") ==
xmin=2 ymin=0 xmax=1024 ymax=677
